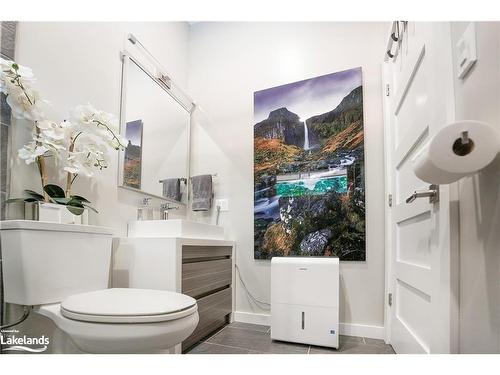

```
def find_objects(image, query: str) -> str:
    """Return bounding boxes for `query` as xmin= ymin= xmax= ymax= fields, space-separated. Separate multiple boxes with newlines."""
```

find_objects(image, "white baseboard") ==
xmin=339 ymin=323 xmax=385 ymax=340
xmin=233 ymin=311 xmax=385 ymax=340
xmin=233 ymin=311 xmax=271 ymax=326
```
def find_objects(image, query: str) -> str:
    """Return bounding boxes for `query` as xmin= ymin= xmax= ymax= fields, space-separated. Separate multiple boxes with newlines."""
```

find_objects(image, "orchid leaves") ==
xmin=43 ymin=184 xmax=98 ymax=215
xmin=5 ymin=184 xmax=98 ymax=216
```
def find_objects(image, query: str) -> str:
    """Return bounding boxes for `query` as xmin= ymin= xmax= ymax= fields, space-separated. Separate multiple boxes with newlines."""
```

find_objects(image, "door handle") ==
xmin=406 ymin=184 xmax=439 ymax=204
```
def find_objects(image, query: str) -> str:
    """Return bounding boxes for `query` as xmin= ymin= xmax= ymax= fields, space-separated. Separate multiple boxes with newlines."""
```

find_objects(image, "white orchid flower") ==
xmin=64 ymin=161 xmax=94 ymax=177
xmin=64 ymin=150 xmax=96 ymax=177
xmin=6 ymin=85 xmax=45 ymax=121
xmin=34 ymin=120 xmax=69 ymax=154
xmin=18 ymin=142 xmax=49 ymax=164
xmin=1 ymin=58 xmax=36 ymax=88
xmin=70 ymin=103 xmax=126 ymax=151
xmin=41 ymin=126 xmax=66 ymax=141
xmin=37 ymin=136 xmax=66 ymax=152
xmin=35 ymin=120 xmax=54 ymax=130
xmin=58 ymin=128 xmax=114 ymax=177
xmin=59 ymin=119 xmax=72 ymax=128
xmin=0 ymin=57 xmax=35 ymax=81
xmin=1 ymin=58 xmax=43 ymax=120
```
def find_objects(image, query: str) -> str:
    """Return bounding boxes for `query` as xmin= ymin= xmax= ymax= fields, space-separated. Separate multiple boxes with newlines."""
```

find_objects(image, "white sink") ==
xmin=127 ymin=219 xmax=224 ymax=240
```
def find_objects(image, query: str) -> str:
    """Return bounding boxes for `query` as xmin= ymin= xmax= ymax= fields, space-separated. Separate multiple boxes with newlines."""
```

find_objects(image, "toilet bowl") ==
xmin=0 ymin=220 xmax=199 ymax=354
xmin=36 ymin=289 xmax=198 ymax=353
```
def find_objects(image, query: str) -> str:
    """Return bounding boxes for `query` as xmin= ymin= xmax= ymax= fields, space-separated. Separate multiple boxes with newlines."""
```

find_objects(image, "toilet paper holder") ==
xmin=406 ymin=184 xmax=440 ymax=204
xmin=453 ymin=130 xmax=475 ymax=157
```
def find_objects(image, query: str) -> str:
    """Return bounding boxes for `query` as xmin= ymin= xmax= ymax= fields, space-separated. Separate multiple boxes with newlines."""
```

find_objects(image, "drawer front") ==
xmin=197 ymin=286 xmax=232 ymax=314
xmin=182 ymin=259 xmax=232 ymax=298
xmin=182 ymin=245 xmax=232 ymax=262
xmin=182 ymin=287 xmax=232 ymax=351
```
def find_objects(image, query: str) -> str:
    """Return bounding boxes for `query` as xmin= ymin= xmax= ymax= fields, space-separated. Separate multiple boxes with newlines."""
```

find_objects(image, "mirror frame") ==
xmin=117 ymin=51 xmax=193 ymax=205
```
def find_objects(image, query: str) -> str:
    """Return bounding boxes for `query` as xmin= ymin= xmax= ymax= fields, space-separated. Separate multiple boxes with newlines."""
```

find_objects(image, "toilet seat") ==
xmin=36 ymin=299 xmax=199 ymax=353
xmin=60 ymin=288 xmax=197 ymax=324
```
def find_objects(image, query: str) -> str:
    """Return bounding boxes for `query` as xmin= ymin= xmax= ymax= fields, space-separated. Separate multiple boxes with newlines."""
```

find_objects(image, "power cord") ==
xmin=0 ymin=305 xmax=32 ymax=330
xmin=234 ymin=264 xmax=271 ymax=311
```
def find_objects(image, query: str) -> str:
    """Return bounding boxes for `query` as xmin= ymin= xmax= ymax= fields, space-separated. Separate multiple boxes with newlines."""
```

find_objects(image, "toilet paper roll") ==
xmin=412 ymin=120 xmax=500 ymax=184
xmin=412 ymin=141 xmax=468 ymax=184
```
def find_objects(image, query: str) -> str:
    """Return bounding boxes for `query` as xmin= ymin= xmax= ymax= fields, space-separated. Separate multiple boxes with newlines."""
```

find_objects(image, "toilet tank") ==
xmin=0 ymin=220 xmax=114 ymax=305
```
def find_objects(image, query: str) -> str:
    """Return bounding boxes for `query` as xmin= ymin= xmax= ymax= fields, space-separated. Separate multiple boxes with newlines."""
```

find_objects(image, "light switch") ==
xmin=456 ymin=22 xmax=477 ymax=79
xmin=215 ymin=199 xmax=229 ymax=211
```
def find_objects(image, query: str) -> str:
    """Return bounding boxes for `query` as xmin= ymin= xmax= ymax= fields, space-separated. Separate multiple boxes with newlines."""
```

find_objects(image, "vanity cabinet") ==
xmin=181 ymin=245 xmax=233 ymax=351
xmin=112 ymin=237 xmax=235 ymax=353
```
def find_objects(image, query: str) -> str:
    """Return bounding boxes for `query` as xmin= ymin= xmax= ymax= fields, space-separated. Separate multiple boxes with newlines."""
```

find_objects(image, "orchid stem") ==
xmin=36 ymin=156 xmax=49 ymax=202
xmin=34 ymin=125 xmax=49 ymax=202
xmin=66 ymin=173 xmax=78 ymax=197
xmin=65 ymin=138 xmax=79 ymax=197
xmin=65 ymin=172 xmax=72 ymax=197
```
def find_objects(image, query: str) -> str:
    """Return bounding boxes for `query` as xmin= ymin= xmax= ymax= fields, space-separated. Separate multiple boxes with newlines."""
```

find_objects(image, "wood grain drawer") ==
xmin=182 ymin=287 xmax=232 ymax=351
xmin=182 ymin=259 xmax=232 ymax=298
xmin=182 ymin=245 xmax=232 ymax=262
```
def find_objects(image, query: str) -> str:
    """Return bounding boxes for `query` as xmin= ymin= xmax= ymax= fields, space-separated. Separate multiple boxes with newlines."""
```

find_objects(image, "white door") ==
xmin=383 ymin=22 xmax=459 ymax=354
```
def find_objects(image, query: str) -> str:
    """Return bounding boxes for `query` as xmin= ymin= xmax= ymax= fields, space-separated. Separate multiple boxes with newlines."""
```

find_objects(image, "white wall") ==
xmin=187 ymin=22 xmax=388 ymax=331
xmin=10 ymin=22 xmax=191 ymax=235
xmin=450 ymin=22 xmax=500 ymax=353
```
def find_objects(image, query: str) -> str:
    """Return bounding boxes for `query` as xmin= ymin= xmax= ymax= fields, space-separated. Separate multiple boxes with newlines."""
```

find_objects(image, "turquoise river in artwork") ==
xmin=276 ymin=176 xmax=348 ymax=197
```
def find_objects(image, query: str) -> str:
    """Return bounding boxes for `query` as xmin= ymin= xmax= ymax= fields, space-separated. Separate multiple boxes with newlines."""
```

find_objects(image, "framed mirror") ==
xmin=118 ymin=52 xmax=192 ymax=204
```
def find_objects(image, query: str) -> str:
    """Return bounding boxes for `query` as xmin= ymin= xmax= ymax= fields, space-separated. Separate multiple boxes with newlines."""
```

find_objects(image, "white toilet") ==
xmin=0 ymin=220 xmax=199 ymax=354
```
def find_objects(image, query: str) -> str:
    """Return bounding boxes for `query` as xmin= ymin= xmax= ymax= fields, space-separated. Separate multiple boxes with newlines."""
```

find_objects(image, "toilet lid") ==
xmin=61 ymin=288 xmax=197 ymax=323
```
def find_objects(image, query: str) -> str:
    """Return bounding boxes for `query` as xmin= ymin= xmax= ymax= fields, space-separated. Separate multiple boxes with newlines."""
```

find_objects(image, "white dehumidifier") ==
xmin=271 ymin=257 xmax=339 ymax=348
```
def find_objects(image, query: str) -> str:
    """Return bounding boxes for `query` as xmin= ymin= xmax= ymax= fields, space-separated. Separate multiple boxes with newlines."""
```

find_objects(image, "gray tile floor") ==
xmin=186 ymin=322 xmax=395 ymax=354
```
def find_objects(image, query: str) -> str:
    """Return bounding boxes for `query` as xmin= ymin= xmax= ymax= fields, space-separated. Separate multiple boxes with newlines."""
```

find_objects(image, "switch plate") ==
xmin=215 ymin=199 xmax=229 ymax=211
xmin=456 ymin=22 xmax=477 ymax=79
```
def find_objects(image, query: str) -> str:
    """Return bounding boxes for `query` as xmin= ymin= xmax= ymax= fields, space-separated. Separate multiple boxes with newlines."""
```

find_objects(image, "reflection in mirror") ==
xmin=119 ymin=54 xmax=191 ymax=204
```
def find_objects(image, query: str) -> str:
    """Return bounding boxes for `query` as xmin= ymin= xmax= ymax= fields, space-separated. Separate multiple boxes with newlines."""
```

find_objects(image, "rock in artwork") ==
xmin=253 ymin=67 xmax=366 ymax=261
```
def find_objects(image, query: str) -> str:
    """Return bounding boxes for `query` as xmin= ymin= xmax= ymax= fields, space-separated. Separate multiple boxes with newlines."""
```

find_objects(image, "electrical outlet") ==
xmin=215 ymin=199 xmax=229 ymax=211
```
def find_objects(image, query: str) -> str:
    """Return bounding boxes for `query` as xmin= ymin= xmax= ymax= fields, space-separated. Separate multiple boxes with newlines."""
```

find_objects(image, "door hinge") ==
xmin=385 ymin=84 xmax=390 ymax=97
xmin=388 ymin=194 xmax=393 ymax=207
xmin=388 ymin=293 xmax=393 ymax=307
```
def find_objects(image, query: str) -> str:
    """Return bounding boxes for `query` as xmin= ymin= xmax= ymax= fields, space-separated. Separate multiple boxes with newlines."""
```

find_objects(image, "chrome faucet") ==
xmin=160 ymin=202 xmax=179 ymax=220
xmin=137 ymin=197 xmax=153 ymax=220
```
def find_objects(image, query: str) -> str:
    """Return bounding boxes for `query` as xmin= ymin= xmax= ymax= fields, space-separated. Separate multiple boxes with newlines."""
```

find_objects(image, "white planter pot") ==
xmin=24 ymin=201 xmax=88 ymax=225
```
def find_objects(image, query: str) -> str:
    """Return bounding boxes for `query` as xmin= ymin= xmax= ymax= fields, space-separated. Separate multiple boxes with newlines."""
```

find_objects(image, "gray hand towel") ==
xmin=159 ymin=178 xmax=182 ymax=202
xmin=191 ymin=174 xmax=213 ymax=211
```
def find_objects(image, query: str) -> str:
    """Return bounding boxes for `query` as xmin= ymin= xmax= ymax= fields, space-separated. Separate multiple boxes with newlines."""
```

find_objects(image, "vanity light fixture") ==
xmin=127 ymin=33 xmax=172 ymax=89
xmin=157 ymin=72 xmax=172 ymax=90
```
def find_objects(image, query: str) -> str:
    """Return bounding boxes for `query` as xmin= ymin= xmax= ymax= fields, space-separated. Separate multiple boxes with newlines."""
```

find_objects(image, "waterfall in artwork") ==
xmin=303 ymin=119 xmax=309 ymax=150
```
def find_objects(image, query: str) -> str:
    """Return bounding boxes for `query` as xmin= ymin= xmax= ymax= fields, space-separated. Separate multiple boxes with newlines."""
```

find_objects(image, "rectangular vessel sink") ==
xmin=127 ymin=219 xmax=225 ymax=240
